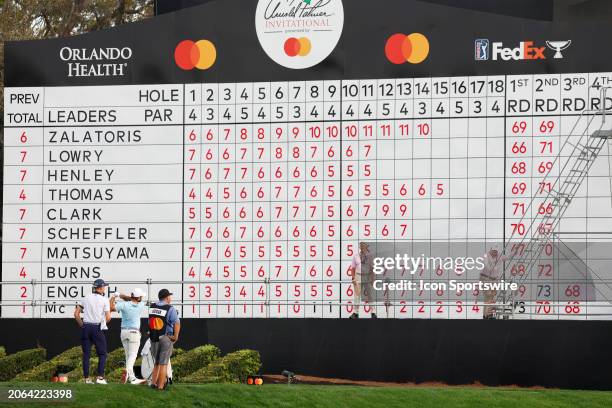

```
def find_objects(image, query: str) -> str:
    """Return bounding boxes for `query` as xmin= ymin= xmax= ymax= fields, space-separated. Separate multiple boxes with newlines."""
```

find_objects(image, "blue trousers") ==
xmin=81 ymin=323 xmax=107 ymax=377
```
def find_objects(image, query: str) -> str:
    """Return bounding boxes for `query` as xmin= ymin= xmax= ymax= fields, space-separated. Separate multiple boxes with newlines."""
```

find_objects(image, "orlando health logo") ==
xmin=174 ymin=39 xmax=217 ymax=70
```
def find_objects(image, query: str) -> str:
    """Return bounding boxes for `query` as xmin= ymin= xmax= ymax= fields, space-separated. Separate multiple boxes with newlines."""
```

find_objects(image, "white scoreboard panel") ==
xmin=4 ymin=72 xmax=612 ymax=319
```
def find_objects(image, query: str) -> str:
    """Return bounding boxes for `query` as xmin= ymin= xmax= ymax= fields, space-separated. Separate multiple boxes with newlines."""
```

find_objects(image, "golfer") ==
xmin=348 ymin=242 xmax=377 ymax=319
xmin=149 ymin=289 xmax=180 ymax=390
xmin=112 ymin=288 xmax=147 ymax=384
xmin=74 ymin=278 xmax=115 ymax=384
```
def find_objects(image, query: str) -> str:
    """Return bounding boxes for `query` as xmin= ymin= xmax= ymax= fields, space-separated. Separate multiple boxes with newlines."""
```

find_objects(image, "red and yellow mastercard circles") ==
xmin=174 ymin=39 xmax=217 ymax=70
xmin=284 ymin=37 xmax=312 ymax=57
xmin=149 ymin=316 xmax=164 ymax=330
xmin=385 ymin=33 xmax=429 ymax=64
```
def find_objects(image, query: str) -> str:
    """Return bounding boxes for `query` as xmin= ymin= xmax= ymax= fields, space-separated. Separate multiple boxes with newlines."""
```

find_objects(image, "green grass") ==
xmin=1 ymin=383 xmax=611 ymax=408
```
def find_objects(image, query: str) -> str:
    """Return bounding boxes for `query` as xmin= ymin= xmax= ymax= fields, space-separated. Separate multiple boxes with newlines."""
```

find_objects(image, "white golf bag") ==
xmin=140 ymin=338 xmax=173 ymax=383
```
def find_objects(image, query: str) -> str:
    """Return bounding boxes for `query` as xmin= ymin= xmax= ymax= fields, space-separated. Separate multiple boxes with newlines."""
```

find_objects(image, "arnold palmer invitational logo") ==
xmin=255 ymin=0 xmax=344 ymax=69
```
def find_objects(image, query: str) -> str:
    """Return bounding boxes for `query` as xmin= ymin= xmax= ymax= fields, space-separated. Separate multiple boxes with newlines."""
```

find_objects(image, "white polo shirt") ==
xmin=79 ymin=293 xmax=110 ymax=325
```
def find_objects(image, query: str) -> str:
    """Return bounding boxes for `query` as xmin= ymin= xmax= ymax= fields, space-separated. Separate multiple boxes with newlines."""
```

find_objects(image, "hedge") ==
xmin=106 ymin=347 xmax=185 ymax=382
xmin=183 ymin=350 xmax=261 ymax=384
xmin=14 ymin=346 xmax=82 ymax=381
xmin=0 ymin=347 xmax=6 ymax=359
xmin=66 ymin=348 xmax=126 ymax=381
xmin=0 ymin=348 xmax=46 ymax=381
xmin=170 ymin=345 xmax=220 ymax=381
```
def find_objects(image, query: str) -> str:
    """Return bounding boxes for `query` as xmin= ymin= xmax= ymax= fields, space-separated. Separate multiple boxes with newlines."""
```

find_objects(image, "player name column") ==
xmin=41 ymin=85 xmax=184 ymax=315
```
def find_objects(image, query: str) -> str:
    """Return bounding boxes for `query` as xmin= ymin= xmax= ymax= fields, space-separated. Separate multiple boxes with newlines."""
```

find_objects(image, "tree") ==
xmin=0 ymin=1 xmax=154 ymax=238
xmin=0 ymin=0 xmax=154 ymax=125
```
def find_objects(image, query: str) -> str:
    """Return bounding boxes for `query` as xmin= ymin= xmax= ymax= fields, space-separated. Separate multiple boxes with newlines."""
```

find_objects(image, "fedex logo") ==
xmin=491 ymin=41 xmax=546 ymax=61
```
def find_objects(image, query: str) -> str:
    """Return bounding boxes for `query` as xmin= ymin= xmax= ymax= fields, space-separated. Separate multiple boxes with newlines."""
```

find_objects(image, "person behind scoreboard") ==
xmin=481 ymin=247 xmax=507 ymax=319
xmin=73 ymin=278 xmax=116 ymax=384
xmin=149 ymin=289 xmax=181 ymax=390
xmin=111 ymin=287 xmax=147 ymax=385
xmin=348 ymin=242 xmax=377 ymax=319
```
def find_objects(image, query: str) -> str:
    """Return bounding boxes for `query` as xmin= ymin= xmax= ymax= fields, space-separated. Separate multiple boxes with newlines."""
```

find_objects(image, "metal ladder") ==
xmin=496 ymin=86 xmax=612 ymax=319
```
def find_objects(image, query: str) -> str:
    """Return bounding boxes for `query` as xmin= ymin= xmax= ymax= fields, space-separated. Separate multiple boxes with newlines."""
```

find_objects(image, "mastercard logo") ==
xmin=174 ymin=39 xmax=217 ymax=70
xmin=385 ymin=33 xmax=430 ymax=64
xmin=284 ymin=37 xmax=312 ymax=57
xmin=149 ymin=316 xmax=164 ymax=330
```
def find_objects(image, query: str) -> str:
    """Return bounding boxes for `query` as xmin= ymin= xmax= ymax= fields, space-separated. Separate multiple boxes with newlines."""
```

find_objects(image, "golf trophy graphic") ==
xmin=546 ymin=40 xmax=572 ymax=59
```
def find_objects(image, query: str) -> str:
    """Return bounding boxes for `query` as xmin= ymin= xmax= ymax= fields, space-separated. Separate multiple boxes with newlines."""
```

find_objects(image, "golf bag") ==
xmin=140 ymin=338 xmax=173 ymax=384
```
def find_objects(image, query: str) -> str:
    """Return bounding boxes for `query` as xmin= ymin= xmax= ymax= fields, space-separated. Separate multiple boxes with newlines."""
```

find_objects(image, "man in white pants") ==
xmin=112 ymin=288 xmax=147 ymax=384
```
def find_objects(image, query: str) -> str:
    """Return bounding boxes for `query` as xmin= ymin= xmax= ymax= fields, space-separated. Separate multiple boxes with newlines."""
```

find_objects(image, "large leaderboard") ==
xmin=3 ymin=0 xmax=612 ymax=319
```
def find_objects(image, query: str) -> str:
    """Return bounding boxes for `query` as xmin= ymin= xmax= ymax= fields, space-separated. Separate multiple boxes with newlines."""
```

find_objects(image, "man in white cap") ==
xmin=112 ymin=288 xmax=147 ymax=384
